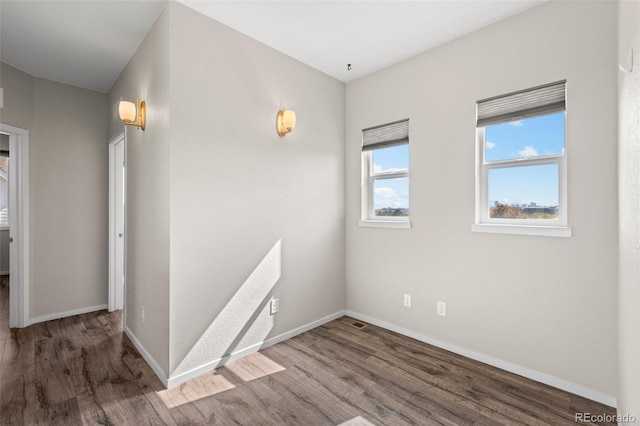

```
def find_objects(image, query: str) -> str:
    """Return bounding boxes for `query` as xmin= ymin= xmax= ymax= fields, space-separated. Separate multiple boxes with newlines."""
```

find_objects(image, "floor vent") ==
xmin=351 ymin=322 xmax=366 ymax=329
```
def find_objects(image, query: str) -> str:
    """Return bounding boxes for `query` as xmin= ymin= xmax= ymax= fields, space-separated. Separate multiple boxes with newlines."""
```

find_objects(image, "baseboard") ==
xmin=124 ymin=325 xmax=169 ymax=387
xmin=29 ymin=304 xmax=108 ymax=325
xmin=167 ymin=309 xmax=346 ymax=388
xmin=345 ymin=310 xmax=617 ymax=409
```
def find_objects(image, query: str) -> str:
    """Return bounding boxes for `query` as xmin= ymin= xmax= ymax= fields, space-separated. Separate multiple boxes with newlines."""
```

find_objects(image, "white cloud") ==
xmin=373 ymin=163 xmax=408 ymax=174
xmin=374 ymin=187 xmax=408 ymax=209
xmin=485 ymin=141 xmax=496 ymax=149
xmin=374 ymin=187 xmax=397 ymax=198
xmin=509 ymin=120 xmax=524 ymax=127
xmin=518 ymin=146 xmax=538 ymax=158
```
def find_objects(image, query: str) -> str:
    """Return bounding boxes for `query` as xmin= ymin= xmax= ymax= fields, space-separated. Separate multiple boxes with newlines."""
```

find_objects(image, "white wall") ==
xmin=345 ymin=0 xmax=618 ymax=401
xmin=108 ymin=5 xmax=171 ymax=377
xmin=31 ymin=78 xmax=109 ymax=318
xmin=168 ymin=2 xmax=345 ymax=377
xmin=108 ymin=2 xmax=345 ymax=381
xmin=0 ymin=61 xmax=109 ymax=321
xmin=618 ymin=0 xmax=640 ymax=420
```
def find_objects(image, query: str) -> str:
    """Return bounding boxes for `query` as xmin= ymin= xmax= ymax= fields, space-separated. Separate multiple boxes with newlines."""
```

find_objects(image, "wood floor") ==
xmin=1 ymin=277 xmax=616 ymax=425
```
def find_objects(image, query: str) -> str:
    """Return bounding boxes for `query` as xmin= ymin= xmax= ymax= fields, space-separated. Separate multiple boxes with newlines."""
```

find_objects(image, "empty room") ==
xmin=1 ymin=0 xmax=639 ymax=424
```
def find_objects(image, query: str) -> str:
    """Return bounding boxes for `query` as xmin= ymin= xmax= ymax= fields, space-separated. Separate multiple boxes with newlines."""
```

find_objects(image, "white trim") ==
xmin=471 ymin=223 xmax=572 ymax=237
xmin=124 ymin=325 xmax=169 ymax=386
xmin=29 ymin=304 xmax=108 ymax=325
xmin=361 ymin=148 xmax=410 ymax=224
xmin=359 ymin=220 xmax=411 ymax=229
xmin=345 ymin=310 xmax=617 ymax=408
xmin=0 ymin=270 xmax=9 ymax=276
xmin=166 ymin=310 xmax=346 ymax=388
xmin=108 ymin=133 xmax=125 ymax=312
xmin=1 ymin=123 xmax=30 ymax=328
xmin=475 ymin=111 xmax=568 ymax=232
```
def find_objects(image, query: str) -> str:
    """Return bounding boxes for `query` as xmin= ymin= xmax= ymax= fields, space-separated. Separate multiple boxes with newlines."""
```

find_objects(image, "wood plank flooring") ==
xmin=0 ymin=276 xmax=616 ymax=425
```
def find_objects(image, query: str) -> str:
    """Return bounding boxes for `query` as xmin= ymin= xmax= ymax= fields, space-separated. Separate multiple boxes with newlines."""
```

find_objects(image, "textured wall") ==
xmin=618 ymin=0 xmax=640 ymax=420
xmin=167 ymin=2 xmax=346 ymax=376
xmin=1 ymin=62 xmax=108 ymax=321
xmin=31 ymin=78 xmax=108 ymax=317
xmin=108 ymin=5 xmax=171 ymax=376
xmin=345 ymin=0 xmax=618 ymax=399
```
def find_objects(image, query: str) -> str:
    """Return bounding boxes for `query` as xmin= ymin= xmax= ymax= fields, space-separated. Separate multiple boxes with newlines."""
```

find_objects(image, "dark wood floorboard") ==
xmin=0 ymin=276 xmax=616 ymax=425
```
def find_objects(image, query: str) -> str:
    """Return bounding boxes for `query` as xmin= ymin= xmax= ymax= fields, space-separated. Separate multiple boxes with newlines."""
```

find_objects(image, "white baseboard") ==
xmin=345 ymin=310 xmax=617 ymax=409
xmin=124 ymin=325 xmax=169 ymax=387
xmin=29 ymin=304 xmax=108 ymax=325
xmin=166 ymin=310 xmax=346 ymax=388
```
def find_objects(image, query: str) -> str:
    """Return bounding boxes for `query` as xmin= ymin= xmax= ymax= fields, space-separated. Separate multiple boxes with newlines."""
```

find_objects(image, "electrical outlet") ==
xmin=140 ymin=305 xmax=145 ymax=322
xmin=270 ymin=298 xmax=279 ymax=315
xmin=437 ymin=301 xmax=446 ymax=317
xmin=403 ymin=294 xmax=411 ymax=308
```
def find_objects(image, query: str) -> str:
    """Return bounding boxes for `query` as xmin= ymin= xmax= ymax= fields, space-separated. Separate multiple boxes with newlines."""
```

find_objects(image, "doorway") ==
xmin=0 ymin=123 xmax=30 ymax=328
xmin=108 ymin=133 xmax=125 ymax=312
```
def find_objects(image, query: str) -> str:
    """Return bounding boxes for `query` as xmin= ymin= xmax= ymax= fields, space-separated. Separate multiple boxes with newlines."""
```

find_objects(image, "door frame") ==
xmin=108 ymin=133 xmax=125 ymax=312
xmin=1 ymin=123 xmax=30 ymax=328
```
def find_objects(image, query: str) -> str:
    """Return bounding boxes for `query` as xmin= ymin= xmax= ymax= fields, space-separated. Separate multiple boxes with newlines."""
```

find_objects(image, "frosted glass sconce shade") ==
xmin=276 ymin=108 xmax=296 ymax=137
xmin=119 ymin=97 xmax=146 ymax=130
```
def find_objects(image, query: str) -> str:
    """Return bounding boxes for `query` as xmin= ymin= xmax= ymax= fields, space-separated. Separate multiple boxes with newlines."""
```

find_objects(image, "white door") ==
xmin=109 ymin=134 xmax=125 ymax=311
xmin=2 ymin=123 xmax=30 ymax=328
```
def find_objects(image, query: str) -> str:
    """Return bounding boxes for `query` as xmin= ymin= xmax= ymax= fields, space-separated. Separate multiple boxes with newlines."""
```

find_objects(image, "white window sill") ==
xmin=360 ymin=220 xmax=411 ymax=229
xmin=471 ymin=223 xmax=571 ymax=237
xmin=0 ymin=225 xmax=8 ymax=231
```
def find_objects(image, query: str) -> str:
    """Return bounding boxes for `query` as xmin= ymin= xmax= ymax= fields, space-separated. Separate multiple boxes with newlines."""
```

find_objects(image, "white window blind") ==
xmin=362 ymin=119 xmax=409 ymax=151
xmin=476 ymin=80 xmax=566 ymax=127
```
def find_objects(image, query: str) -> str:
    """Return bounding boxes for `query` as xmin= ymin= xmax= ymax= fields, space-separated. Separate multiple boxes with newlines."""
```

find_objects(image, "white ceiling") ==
xmin=0 ymin=0 xmax=547 ymax=93
xmin=0 ymin=0 xmax=166 ymax=92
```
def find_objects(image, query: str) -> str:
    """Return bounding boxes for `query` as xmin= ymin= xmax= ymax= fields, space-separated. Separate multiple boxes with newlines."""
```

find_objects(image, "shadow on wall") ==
xmin=171 ymin=239 xmax=282 ymax=378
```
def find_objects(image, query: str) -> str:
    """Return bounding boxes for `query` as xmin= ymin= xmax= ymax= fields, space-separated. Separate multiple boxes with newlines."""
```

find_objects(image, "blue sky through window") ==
xmin=485 ymin=112 xmax=565 ymax=162
xmin=489 ymin=164 xmax=558 ymax=207
xmin=373 ymin=144 xmax=409 ymax=173
xmin=485 ymin=112 xmax=564 ymax=207
xmin=372 ymin=145 xmax=409 ymax=210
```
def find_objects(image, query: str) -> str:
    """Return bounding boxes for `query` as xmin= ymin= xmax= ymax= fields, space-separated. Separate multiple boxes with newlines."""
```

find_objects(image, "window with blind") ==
xmin=474 ymin=81 xmax=570 ymax=236
xmin=360 ymin=119 xmax=410 ymax=228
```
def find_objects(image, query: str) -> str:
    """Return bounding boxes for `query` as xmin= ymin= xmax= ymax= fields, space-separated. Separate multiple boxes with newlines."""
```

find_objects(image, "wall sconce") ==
xmin=119 ymin=97 xmax=146 ymax=130
xmin=276 ymin=108 xmax=296 ymax=137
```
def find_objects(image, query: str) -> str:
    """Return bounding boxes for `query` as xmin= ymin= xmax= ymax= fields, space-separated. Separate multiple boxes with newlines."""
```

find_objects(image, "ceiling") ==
xmin=0 ymin=0 xmax=547 ymax=93
xmin=0 ymin=0 xmax=166 ymax=93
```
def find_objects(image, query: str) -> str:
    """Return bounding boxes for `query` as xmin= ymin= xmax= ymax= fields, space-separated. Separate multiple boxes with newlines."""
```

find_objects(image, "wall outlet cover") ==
xmin=404 ymin=294 xmax=411 ymax=308
xmin=270 ymin=298 xmax=279 ymax=315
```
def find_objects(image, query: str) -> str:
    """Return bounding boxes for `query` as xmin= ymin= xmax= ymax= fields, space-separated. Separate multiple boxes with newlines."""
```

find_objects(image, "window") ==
xmin=360 ymin=119 xmax=410 ymax=229
xmin=474 ymin=81 xmax=570 ymax=237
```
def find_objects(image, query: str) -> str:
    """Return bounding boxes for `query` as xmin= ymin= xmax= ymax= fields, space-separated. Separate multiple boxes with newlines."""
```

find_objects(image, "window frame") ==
xmin=473 ymin=82 xmax=571 ymax=237
xmin=362 ymin=149 xmax=410 ymax=223
xmin=359 ymin=119 xmax=411 ymax=229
